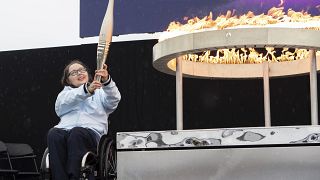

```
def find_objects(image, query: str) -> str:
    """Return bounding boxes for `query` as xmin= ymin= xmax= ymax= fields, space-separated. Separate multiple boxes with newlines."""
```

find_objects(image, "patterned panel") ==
xmin=117 ymin=126 xmax=320 ymax=149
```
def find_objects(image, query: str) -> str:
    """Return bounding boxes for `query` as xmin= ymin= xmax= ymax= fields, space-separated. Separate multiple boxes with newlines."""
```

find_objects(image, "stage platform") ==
xmin=116 ymin=126 xmax=320 ymax=180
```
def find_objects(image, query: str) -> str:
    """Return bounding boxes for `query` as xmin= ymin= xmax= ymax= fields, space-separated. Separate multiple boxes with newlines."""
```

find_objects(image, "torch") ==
xmin=96 ymin=0 xmax=114 ymax=82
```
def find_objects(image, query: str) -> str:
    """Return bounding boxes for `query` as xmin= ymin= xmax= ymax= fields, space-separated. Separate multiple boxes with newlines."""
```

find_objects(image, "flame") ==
xmin=165 ymin=7 xmax=320 ymax=33
xmin=181 ymin=49 xmax=320 ymax=64
xmin=278 ymin=0 xmax=284 ymax=7
xmin=161 ymin=5 xmax=320 ymax=64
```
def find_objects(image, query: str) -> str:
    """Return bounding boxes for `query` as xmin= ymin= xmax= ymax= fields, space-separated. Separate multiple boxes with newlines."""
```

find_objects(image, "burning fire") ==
xmin=160 ymin=7 xmax=320 ymax=64
xmin=179 ymin=48 xmax=319 ymax=64
xmin=165 ymin=7 xmax=320 ymax=34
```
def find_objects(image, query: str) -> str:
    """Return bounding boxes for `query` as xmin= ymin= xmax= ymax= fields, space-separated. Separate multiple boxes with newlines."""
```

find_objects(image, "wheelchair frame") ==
xmin=40 ymin=134 xmax=116 ymax=180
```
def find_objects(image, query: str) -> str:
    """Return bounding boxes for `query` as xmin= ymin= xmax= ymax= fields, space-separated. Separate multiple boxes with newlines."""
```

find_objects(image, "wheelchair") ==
xmin=40 ymin=134 xmax=117 ymax=180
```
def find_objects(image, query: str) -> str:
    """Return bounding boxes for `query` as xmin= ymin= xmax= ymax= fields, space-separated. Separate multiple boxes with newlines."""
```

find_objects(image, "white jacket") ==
xmin=54 ymin=78 xmax=121 ymax=138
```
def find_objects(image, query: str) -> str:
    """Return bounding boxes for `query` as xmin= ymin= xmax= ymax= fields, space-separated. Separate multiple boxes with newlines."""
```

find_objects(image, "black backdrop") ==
xmin=0 ymin=40 xmax=315 ymax=165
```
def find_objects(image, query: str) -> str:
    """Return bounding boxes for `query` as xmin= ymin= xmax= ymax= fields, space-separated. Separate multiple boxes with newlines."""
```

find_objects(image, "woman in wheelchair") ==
xmin=46 ymin=60 xmax=121 ymax=180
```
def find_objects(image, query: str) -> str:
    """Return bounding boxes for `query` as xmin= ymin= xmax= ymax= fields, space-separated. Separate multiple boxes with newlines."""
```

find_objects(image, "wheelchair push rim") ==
xmin=99 ymin=138 xmax=117 ymax=180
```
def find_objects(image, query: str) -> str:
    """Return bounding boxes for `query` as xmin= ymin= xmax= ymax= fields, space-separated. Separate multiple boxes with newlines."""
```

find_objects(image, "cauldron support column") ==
xmin=176 ymin=56 xmax=183 ymax=130
xmin=309 ymin=49 xmax=318 ymax=125
xmin=263 ymin=61 xmax=271 ymax=127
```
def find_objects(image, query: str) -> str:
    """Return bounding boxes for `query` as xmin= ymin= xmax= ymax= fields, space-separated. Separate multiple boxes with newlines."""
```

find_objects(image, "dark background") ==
xmin=0 ymin=39 xmax=315 ymax=166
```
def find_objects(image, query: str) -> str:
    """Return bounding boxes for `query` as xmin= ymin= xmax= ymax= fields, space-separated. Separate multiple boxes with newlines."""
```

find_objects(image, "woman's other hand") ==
xmin=87 ymin=80 xmax=102 ymax=94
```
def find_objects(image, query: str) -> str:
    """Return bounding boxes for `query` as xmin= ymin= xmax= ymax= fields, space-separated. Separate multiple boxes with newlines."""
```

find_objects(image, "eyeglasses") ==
xmin=68 ymin=68 xmax=87 ymax=76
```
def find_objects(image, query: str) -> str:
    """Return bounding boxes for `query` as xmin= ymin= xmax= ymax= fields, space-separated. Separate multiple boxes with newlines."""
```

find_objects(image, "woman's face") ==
xmin=67 ymin=63 xmax=89 ymax=87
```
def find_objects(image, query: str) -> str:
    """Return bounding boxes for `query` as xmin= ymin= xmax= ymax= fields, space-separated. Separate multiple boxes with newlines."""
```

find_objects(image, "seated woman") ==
xmin=47 ymin=60 xmax=121 ymax=180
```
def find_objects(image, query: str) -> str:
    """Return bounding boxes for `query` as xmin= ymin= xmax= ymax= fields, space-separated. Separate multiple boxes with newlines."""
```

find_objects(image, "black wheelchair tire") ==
xmin=99 ymin=138 xmax=116 ymax=180
xmin=40 ymin=148 xmax=51 ymax=180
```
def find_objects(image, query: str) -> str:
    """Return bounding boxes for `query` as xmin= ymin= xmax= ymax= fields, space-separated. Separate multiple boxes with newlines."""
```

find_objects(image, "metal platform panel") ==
xmin=117 ymin=126 xmax=320 ymax=149
xmin=117 ymin=146 xmax=320 ymax=180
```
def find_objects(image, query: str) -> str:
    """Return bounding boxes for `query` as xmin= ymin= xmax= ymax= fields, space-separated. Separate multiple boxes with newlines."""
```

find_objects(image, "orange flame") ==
xmin=278 ymin=0 xmax=284 ymax=7
xmin=161 ymin=5 xmax=320 ymax=64
xmin=182 ymin=49 xmax=320 ymax=64
xmin=166 ymin=7 xmax=320 ymax=32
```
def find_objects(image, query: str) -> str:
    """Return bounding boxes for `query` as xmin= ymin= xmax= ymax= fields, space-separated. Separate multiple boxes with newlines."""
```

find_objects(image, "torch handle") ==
xmin=96 ymin=75 xmax=102 ymax=82
xmin=95 ymin=66 xmax=105 ymax=82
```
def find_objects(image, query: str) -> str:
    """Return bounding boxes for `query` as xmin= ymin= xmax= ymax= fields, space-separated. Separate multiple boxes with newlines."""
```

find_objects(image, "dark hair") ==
xmin=61 ymin=59 xmax=92 ymax=87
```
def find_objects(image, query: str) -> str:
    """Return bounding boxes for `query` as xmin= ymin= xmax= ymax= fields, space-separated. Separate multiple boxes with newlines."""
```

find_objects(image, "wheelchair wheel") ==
xmin=99 ymin=138 xmax=116 ymax=180
xmin=40 ymin=148 xmax=51 ymax=180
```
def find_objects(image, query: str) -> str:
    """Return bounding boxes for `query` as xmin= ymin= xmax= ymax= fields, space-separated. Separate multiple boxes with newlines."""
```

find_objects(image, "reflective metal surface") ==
xmin=117 ymin=126 xmax=320 ymax=149
xmin=118 ymin=146 xmax=320 ymax=180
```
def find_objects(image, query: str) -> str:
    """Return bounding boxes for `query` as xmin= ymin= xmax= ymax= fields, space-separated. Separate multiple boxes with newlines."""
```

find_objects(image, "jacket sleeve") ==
xmin=55 ymin=85 xmax=91 ymax=117
xmin=100 ymin=78 xmax=121 ymax=113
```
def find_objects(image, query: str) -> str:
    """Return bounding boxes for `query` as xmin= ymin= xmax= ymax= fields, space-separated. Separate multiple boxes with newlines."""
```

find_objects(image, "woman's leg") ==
xmin=67 ymin=127 xmax=98 ymax=180
xmin=47 ymin=128 xmax=69 ymax=180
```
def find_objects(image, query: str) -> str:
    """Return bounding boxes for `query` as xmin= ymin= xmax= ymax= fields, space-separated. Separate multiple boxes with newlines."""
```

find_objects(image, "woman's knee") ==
xmin=68 ymin=127 xmax=88 ymax=141
xmin=47 ymin=128 xmax=67 ymax=142
xmin=68 ymin=127 xmax=96 ymax=146
xmin=69 ymin=127 xmax=87 ymax=135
